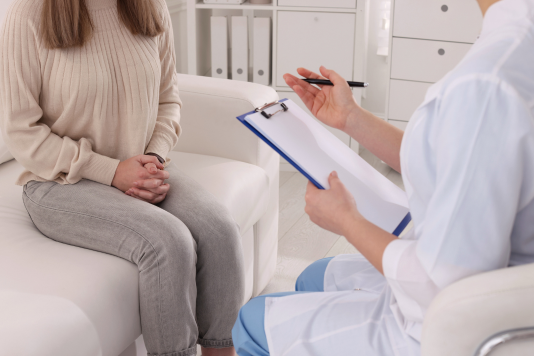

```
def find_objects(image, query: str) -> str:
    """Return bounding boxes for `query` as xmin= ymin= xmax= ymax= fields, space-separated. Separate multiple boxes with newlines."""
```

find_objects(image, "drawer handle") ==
xmin=438 ymin=49 xmax=445 ymax=55
xmin=441 ymin=4 xmax=448 ymax=12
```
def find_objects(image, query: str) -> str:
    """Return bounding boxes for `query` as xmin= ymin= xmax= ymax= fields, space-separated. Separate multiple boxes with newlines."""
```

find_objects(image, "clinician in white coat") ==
xmin=232 ymin=0 xmax=534 ymax=355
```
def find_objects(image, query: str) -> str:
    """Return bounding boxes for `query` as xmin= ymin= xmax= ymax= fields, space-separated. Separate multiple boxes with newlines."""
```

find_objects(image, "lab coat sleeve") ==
xmin=383 ymin=75 xmax=534 ymax=337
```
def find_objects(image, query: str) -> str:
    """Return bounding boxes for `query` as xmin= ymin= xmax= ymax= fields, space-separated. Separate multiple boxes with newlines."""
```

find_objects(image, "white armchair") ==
xmin=422 ymin=263 xmax=534 ymax=356
xmin=0 ymin=75 xmax=279 ymax=356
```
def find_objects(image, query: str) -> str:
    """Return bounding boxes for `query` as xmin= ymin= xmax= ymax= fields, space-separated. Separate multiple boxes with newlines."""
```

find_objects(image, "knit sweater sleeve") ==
xmin=0 ymin=2 xmax=119 ymax=185
xmin=145 ymin=2 xmax=182 ymax=161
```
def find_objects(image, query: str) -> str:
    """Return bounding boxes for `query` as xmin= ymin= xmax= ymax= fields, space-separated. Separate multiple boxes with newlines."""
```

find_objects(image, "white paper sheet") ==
xmin=245 ymin=99 xmax=409 ymax=233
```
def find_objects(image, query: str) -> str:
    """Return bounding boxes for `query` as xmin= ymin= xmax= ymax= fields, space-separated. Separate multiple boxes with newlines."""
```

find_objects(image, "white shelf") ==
xmin=196 ymin=1 xmax=274 ymax=11
xmin=195 ymin=1 xmax=358 ymax=12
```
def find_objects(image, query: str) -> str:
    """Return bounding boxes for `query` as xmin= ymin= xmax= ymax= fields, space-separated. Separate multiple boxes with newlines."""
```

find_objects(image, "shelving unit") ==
xmin=180 ymin=0 xmax=369 ymax=164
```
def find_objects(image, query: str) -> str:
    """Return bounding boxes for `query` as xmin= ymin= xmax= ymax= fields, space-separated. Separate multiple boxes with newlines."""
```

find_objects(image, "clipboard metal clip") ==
xmin=255 ymin=100 xmax=289 ymax=119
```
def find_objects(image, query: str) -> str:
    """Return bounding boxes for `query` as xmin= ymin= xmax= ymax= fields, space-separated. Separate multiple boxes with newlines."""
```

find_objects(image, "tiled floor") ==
xmin=260 ymin=148 xmax=405 ymax=295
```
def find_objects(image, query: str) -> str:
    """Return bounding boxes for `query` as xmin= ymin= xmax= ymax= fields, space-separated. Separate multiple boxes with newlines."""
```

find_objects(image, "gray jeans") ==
xmin=22 ymin=164 xmax=245 ymax=356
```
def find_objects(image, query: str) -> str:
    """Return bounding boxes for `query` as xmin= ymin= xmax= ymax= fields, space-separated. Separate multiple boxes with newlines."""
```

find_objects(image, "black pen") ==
xmin=304 ymin=79 xmax=369 ymax=88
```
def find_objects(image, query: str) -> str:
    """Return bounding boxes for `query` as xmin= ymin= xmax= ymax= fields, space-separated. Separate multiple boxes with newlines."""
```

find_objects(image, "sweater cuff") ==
xmin=80 ymin=151 xmax=120 ymax=186
xmin=145 ymin=132 xmax=174 ymax=162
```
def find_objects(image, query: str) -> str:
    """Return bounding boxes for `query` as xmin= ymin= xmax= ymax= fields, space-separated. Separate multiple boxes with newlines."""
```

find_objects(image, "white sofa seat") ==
xmin=0 ymin=152 xmax=269 ymax=356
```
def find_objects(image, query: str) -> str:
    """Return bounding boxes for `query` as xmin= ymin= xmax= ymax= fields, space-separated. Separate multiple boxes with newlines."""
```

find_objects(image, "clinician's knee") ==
xmin=295 ymin=257 xmax=334 ymax=292
xmin=232 ymin=297 xmax=270 ymax=356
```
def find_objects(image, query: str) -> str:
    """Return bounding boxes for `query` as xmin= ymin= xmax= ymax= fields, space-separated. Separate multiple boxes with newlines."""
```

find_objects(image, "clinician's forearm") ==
xmin=343 ymin=218 xmax=397 ymax=275
xmin=343 ymin=109 xmax=404 ymax=173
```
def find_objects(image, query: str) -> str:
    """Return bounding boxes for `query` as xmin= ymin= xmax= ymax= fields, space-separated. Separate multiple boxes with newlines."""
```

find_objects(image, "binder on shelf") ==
xmin=211 ymin=16 xmax=228 ymax=79
xmin=253 ymin=17 xmax=272 ymax=86
xmin=231 ymin=16 xmax=248 ymax=82
xmin=237 ymin=99 xmax=412 ymax=236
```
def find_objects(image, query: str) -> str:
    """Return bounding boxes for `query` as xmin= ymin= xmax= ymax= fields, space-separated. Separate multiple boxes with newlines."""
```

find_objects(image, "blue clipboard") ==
xmin=237 ymin=99 xmax=411 ymax=237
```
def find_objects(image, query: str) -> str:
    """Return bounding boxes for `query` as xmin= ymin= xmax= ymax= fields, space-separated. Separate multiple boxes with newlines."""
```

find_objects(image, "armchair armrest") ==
xmin=422 ymin=263 xmax=534 ymax=356
xmin=174 ymin=74 xmax=280 ymax=296
xmin=174 ymin=73 xmax=279 ymax=166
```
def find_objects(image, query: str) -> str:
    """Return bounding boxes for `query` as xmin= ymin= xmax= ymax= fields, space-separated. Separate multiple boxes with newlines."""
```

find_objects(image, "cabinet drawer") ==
xmin=276 ymin=11 xmax=355 ymax=87
xmin=388 ymin=80 xmax=432 ymax=122
xmin=278 ymin=0 xmax=356 ymax=8
xmin=391 ymin=38 xmax=471 ymax=83
xmin=393 ymin=0 xmax=482 ymax=43
xmin=389 ymin=120 xmax=408 ymax=131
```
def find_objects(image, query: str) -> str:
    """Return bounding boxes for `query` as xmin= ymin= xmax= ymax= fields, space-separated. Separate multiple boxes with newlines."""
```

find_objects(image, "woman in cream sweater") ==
xmin=0 ymin=1 xmax=243 ymax=355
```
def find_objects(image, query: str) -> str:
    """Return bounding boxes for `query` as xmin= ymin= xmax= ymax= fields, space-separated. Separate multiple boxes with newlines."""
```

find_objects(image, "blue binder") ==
xmin=237 ymin=99 xmax=411 ymax=237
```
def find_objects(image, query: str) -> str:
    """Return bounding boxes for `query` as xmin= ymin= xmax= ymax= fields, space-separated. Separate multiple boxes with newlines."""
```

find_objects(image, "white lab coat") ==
xmin=264 ymin=0 xmax=534 ymax=354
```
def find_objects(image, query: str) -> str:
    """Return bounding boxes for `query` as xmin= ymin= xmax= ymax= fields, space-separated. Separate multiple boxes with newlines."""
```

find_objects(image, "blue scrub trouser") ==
xmin=232 ymin=257 xmax=334 ymax=356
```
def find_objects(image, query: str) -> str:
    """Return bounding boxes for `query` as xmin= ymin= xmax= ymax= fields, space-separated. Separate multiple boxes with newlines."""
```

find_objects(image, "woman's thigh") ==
xmin=158 ymin=164 xmax=242 ymax=259
xmin=22 ymin=179 xmax=196 ymax=266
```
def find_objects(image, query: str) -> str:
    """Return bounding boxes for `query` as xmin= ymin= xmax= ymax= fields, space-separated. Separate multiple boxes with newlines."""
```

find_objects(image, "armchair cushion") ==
xmin=168 ymin=151 xmax=269 ymax=234
xmin=422 ymin=263 xmax=534 ymax=356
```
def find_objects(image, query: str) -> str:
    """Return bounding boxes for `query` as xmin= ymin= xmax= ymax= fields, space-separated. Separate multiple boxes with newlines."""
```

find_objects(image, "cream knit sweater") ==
xmin=0 ymin=0 xmax=182 ymax=186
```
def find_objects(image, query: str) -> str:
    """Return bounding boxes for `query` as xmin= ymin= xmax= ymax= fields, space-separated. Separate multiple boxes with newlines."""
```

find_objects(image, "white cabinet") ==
xmin=385 ymin=0 xmax=482 ymax=126
xmin=393 ymin=0 xmax=482 ymax=43
xmin=276 ymin=11 xmax=356 ymax=87
xmin=278 ymin=0 xmax=356 ymax=9
xmin=391 ymin=38 xmax=472 ymax=83
xmin=388 ymin=80 xmax=432 ymax=122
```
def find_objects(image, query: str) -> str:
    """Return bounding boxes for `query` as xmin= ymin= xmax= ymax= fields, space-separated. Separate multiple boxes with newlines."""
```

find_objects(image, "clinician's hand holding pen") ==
xmin=283 ymin=66 xmax=365 ymax=132
xmin=283 ymin=66 xmax=404 ymax=173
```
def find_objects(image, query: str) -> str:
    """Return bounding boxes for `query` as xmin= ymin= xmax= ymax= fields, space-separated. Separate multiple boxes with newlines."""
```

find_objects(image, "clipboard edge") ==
xmin=392 ymin=213 xmax=412 ymax=237
xmin=237 ymin=98 xmax=412 ymax=236
xmin=237 ymin=99 xmax=325 ymax=190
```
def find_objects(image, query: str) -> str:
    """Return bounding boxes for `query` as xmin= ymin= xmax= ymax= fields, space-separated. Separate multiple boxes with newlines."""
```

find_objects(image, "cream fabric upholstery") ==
xmin=0 ymin=75 xmax=279 ymax=356
xmin=422 ymin=263 xmax=534 ymax=356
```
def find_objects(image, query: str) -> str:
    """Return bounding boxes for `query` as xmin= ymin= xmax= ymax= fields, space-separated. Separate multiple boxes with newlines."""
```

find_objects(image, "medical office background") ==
xmin=170 ymin=0 xmax=394 ymax=163
xmin=138 ymin=0 xmax=481 ymax=167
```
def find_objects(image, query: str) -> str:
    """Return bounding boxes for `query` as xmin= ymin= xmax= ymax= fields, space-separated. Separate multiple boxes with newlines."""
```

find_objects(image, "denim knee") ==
xmin=295 ymin=257 xmax=334 ymax=292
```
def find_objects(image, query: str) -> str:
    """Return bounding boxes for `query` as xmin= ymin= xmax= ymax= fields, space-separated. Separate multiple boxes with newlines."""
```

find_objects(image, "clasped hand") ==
xmin=111 ymin=155 xmax=170 ymax=204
